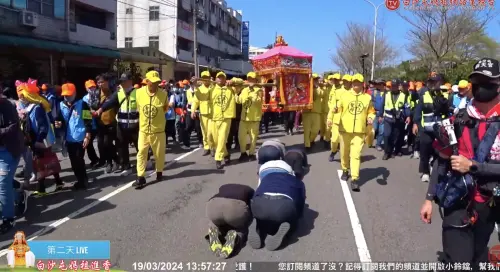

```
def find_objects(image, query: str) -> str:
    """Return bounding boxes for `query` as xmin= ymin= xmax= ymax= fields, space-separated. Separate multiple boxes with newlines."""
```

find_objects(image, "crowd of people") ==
xmin=0 ymin=57 xmax=499 ymax=269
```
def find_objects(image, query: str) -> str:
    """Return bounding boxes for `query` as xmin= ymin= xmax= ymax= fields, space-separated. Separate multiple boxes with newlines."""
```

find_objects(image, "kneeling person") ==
xmin=257 ymin=139 xmax=286 ymax=165
xmin=205 ymin=184 xmax=254 ymax=258
xmin=249 ymin=160 xmax=306 ymax=251
xmin=284 ymin=149 xmax=308 ymax=181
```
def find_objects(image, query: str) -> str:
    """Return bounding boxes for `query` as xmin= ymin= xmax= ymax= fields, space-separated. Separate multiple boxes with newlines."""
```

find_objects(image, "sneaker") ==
xmin=247 ymin=218 xmax=263 ymax=249
xmin=207 ymin=226 xmax=223 ymax=256
xmin=0 ymin=219 xmax=15 ymax=234
xmin=238 ymin=153 xmax=248 ymax=162
xmin=376 ymin=146 xmax=383 ymax=151
xmin=118 ymin=165 xmax=133 ymax=176
xmin=328 ymin=152 xmax=336 ymax=162
xmin=413 ymin=151 xmax=420 ymax=159
xmin=264 ymin=222 xmax=290 ymax=251
xmin=72 ymin=181 xmax=88 ymax=191
xmin=202 ymin=150 xmax=210 ymax=156
xmin=92 ymin=161 xmax=106 ymax=170
xmin=382 ymin=154 xmax=390 ymax=160
xmin=351 ymin=180 xmax=360 ymax=192
xmin=421 ymin=174 xmax=430 ymax=183
xmin=29 ymin=173 xmax=36 ymax=183
xmin=248 ymin=154 xmax=256 ymax=161
xmin=181 ymin=145 xmax=191 ymax=150
xmin=340 ymin=170 xmax=349 ymax=181
xmin=132 ymin=177 xmax=146 ymax=188
xmin=55 ymin=183 xmax=65 ymax=191
xmin=111 ymin=163 xmax=119 ymax=173
xmin=87 ymin=161 xmax=99 ymax=170
xmin=105 ymin=164 xmax=113 ymax=174
xmin=215 ymin=161 xmax=223 ymax=170
xmin=220 ymin=230 xmax=238 ymax=258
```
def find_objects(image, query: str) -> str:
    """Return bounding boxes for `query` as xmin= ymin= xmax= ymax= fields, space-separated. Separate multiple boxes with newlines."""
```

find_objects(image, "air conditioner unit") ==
xmin=20 ymin=10 xmax=38 ymax=28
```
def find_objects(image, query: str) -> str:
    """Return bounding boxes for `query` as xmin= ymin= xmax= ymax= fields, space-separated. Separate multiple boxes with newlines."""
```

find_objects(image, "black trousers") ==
xmin=67 ymin=141 xmax=88 ymax=185
xmin=284 ymin=112 xmax=296 ymax=134
xmin=442 ymin=201 xmax=500 ymax=271
xmin=419 ymin=131 xmax=435 ymax=174
xmin=383 ymin=121 xmax=405 ymax=155
xmin=261 ymin=112 xmax=272 ymax=132
xmin=226 ymin=118 xmax=239 ymax=150
xmin=166 ymin=120 xmax=176 ymax=142
xmin=116 ymin=125 xmax=138 ymax=166
xmin=97 ymin=124 xmax=118 ymax=165
xmin=86 ymin=130 xmax=99 ymax=164
xmin=182 ymin=113 xmax=202 ymax=147
xmin=251 ymin=195 xmax=300 ymax=233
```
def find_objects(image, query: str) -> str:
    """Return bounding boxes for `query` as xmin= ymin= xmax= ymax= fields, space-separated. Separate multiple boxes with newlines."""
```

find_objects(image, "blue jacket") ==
xmin=42 ymin=89 xmax=59 ymax=120
xmin=371 ymin=89 xmax=384 ymax=113
xmin=254 ymin=172 xmax=306 ymax=213
xmin=22 ymin=103 xmax=56 ymax=147
xmin=82 ymin=94 xmax=98 ymax=130
xmin=58 ymin=99 xmax=93 ymax=143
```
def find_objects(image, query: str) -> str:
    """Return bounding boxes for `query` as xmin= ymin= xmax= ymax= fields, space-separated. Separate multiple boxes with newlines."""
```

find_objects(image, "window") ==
xmin=53 ymin=0 xmax=65 ymax=19
xmin=149 ymin=6 xmax=159 ymax=21
xmin=125 ymin=37 xmax=133 ymax=48
xmin=149 ymin=36 xmax=159 ymax=49
xmin=209 ymin=2 xmax=215 ymax=12
xmin=125 ymin=8 xmax=132 ymax=14
xmin=27 ymin=0 xmax=54 ymax=16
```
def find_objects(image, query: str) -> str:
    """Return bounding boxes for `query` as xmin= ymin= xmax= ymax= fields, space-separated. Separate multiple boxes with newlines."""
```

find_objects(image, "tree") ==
xmin=330 ymin=22 xmax=398 ymax=76
xmin=399 ymin=7 xmax=498 ymax=70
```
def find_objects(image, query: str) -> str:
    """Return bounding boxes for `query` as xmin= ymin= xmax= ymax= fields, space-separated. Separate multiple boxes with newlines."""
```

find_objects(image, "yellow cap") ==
xmin=247 ymin=71 xmax=257 ymax=79
xmin=352 ymin=73 xmax=364 ymax=83
xmin=331 ymin=73 xmax=341 ymax=80
xmin=216 ymin=71 xmax=226 ymax=78
xmin=342 ymin=74 xmax=352 ymax=82
xmin=312 ymin=73 xmax=320 ymax=79
xmin=458 ymin=80 xmax=469 ymax=88
xmin=201 ymin=71 xmax=210 ymax=77
xmin=145 ymin=70 xmax=161 ymax=83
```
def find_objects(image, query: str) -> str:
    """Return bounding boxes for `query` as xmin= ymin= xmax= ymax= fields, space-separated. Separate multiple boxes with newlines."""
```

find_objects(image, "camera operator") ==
xmin=413 ymin=73 xmax=450 ymax=182
xmin=420 ymin=58 xmax=500 ymax=269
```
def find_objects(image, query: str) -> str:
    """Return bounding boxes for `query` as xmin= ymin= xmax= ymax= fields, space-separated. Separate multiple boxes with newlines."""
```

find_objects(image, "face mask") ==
xmin=472 ymin=82 xmax=500 ymax=102
xmin=64 ymin=95 xmax=75 ymax=103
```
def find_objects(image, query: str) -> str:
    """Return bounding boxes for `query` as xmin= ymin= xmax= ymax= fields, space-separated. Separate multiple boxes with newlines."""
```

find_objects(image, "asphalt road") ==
xmin=0 ymin=125 xmax=498 ymax=271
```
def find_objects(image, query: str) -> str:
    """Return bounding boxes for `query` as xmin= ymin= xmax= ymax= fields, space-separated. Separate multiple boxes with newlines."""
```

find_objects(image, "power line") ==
xmin=122 ymin=25 xmax=176 ymax=40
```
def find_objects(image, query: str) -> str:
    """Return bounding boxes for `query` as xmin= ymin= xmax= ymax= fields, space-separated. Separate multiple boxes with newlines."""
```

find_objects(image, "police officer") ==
xmin=380 ymin=79 xmax=411 ymax=160
xmin=412 ymin=73 xmax=450 ymax=182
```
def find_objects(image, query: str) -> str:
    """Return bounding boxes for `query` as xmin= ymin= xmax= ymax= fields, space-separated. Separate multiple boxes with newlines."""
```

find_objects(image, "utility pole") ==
xmin=192 ymin=0 xmax=199 ymax=77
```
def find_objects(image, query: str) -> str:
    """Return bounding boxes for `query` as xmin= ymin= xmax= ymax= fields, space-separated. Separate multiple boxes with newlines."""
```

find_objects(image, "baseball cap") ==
xmin=61 ymin=83 xmax=76 ymax=96
xmin=458 ymin=80 xmax=469 ymax=88
xmin=452 ymin=85 xmax=459 ymax=93
xmin=328 ymin=73 xmax=341 ymax=80
xmin=386 ymin=81 xmax=392 ymax=87
xmin=391 ymin=79 xmax=400 ymax=86
xmin=145 ymin=70 xmax=161 ymax=83
xmin=312 ymin=73 xmax=320 ymax=79
xmin=247 ymin=71 xmax=257 ymax=79
xmin=182 ymin=80 xmax=190 ymax=85
xmin=119 ymin=72 xmax=133 ymax=82
xmin=201 ymin=71 xmax=211 ymax=78
xmin=216 ymin=71 xmax=226 ymax=78
xmin=342 ymin=74 xmax=352 ymax=82
xmin=85 ymin=80 xmax=96 ymax=89
xmin=469 ymin=58 xmax=500 ymax=79
xmin=428 ymin=72 xmax=442 ymax=81
xmin=352 ymin=73 xmax=364 ymax=83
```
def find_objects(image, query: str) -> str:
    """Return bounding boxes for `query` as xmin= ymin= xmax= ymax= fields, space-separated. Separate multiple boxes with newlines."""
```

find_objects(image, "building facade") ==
xmin=249 ymin=46 xmax=269 ymax=59
xmin=117 ymin=0 xmax=252 ymax=80
xmin=0 ymin=0 xmax=118 ymax=91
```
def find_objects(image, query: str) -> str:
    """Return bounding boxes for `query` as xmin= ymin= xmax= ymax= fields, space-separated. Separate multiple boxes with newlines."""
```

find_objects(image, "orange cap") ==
xmin=85 ymin=80 xmax=96 ymax=89
xmin=182 ymin=80 xmax=190 ymax=85
xmin=416 ymin=81 xmax=423 ymax=90
xmin=385 ymin=81 xmax=392 ymax=87
xmin=178 ymin=81 xmax=184 ymax=88
xmin=41 ymin=84 xmax=48 ymax=91
xmin=61 ymin=83 xmax=76 ymax=96
xmin=445 ymin=83 xmax=451 ymax=89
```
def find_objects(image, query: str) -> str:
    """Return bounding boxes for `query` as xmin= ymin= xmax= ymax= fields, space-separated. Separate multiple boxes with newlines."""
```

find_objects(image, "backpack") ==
xmin=434 ymin=109 xmax=500 ymax=209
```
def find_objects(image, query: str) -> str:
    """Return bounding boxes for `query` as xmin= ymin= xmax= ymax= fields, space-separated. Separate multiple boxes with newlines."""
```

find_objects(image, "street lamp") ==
xmin=360 ymin=54 xmax=369 ymax=79
xmin=364 ymin=0 xmax=384 ymax=81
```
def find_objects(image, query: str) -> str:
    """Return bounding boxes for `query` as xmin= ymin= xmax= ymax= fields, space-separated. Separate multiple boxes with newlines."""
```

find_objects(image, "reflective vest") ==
xmin=116 ymin=88 xmax=138 ymax=125
xmin=186 ymin=90 xmax=199 ymax=113
xmin=383 ymin=92 xmax=409 ymax=122
xmin=421 ymin=91 xmax=449 ymax=131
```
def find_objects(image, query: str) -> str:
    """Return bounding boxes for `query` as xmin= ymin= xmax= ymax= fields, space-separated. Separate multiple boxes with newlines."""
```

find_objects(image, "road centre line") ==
xmin=0 ymin=148 xmax=200 ymax=256
xmin=337 ymin=170 xmax=373 ymax=272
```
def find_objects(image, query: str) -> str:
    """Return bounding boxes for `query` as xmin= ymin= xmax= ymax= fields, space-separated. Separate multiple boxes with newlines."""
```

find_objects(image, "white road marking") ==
xmin=0 ymin=148 xmax=200 ymax=256
xmin=337 ymin=170 xmax=373 ymax=272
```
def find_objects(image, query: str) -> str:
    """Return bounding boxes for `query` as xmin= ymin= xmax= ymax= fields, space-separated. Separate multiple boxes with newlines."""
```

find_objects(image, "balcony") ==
xmin=69 ymin=24 xmax=116 ymax=49
xmin=234 ymin=10 xmax=242 ymax=21
xmin=177 ymin=20 xmax=193 ymax=40
xmin=210 ymin=13 xmax=217 ymax=26
xmin=76 ymin=0 xmax=115 ymax=13
xmin=181 ymin=0 xmax=191 ymax=11
xmin=177 ymin=49 xmax=193 ymax=62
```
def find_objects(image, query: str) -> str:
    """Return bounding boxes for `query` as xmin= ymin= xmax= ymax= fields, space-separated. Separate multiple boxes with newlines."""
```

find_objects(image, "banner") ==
xmin=241 ymin=21 xmax=249 ymax=60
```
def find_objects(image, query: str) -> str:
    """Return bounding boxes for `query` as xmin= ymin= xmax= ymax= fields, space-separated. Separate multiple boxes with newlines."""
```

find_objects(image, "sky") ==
xmin=227 ymin=0 xmax=499 ymax=73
